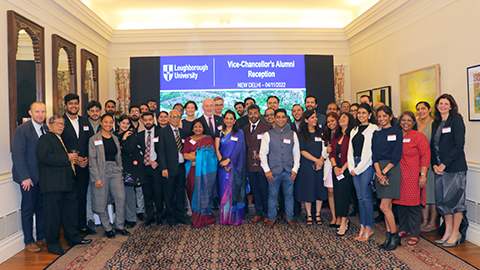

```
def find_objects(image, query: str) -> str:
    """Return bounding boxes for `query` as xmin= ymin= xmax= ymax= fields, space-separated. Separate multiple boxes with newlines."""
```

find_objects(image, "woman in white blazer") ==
xmin=347 ymin=103 xmax=379 ymax=242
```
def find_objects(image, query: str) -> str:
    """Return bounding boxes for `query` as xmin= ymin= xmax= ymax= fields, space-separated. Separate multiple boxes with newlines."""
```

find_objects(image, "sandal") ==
xmin=398 ymin=231 xmax=410 ymax=238
xmin=408 ymin=237 xmax=420 ymax=245
xmin=420 ymin=224 xmax=437 ymax=233
xmin=315 ymin=215 xmax=323 ymax=225
xmin=306 ymin=215 xmax=313 ymax=225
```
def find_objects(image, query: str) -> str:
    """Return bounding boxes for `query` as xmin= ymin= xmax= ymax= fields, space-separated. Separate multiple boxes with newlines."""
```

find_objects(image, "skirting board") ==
xmin=466 ymin=221 xmax=480 ymax=246
xmin=0 ymin=231 xmax=25 ymax=264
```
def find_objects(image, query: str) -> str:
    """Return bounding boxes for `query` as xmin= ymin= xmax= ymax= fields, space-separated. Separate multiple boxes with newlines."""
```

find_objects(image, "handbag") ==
xmin=123 ymin=171 xmax=140 ymax=187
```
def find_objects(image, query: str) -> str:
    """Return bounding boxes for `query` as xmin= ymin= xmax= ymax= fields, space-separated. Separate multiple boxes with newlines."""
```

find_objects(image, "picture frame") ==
xmin=467 ymin=64 xmax=480 ymax=121
xmin=371 ymin=86 xmax=391 ymax=107
xmin=356 ymin=90 xmax=372 ymax=104
xmin=399 ymin=64 xmax=440 ymax=114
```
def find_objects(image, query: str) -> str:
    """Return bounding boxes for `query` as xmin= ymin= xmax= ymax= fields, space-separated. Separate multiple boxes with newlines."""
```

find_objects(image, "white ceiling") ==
xmin=80 ymin=0 xmax=380 ymax=30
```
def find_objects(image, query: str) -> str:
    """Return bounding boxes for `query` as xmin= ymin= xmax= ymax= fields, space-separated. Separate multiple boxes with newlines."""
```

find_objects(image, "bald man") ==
xmin=12 ymin=102 xmax=48 ymax=252
xmin=199 ymin=98 xmax=223 ymax=138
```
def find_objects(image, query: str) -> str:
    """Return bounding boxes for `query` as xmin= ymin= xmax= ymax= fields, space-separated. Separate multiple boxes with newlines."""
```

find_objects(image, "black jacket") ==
xmin=61 ymin=114 xmax=94 ymax=158
xmin=158 ymin=126 xmax=188 ymax=177
xmin=431 ymin=114 xmax=467 ymax=172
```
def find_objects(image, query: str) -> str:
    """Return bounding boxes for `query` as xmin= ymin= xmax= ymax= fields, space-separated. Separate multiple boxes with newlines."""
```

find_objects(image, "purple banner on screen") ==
xmin=160 ymin=55 xmax=305 ymax=90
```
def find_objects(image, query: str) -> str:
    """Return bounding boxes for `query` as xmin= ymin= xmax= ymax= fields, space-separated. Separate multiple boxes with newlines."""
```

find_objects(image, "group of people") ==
xmin=12 ymin=91 xmax=467 ymax=256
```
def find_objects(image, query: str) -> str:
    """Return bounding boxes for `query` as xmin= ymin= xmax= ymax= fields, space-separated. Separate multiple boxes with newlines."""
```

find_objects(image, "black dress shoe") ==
xmin=156 ymin=218 xmax=164 ymax=225
xmin=125 ymin=221 xmax=136 ymax=229
xmin=105 ymin=230 xmax=116 ymax=239
xmin=115 ymin=229 xmax=131 ymax=236
xmin=137 ymin=213 xmax=146 ymax=221
xmin=79 ymin=239 xmax=92 ymax=245
xmin=80 ymin=227 xmax=97 ymax=235
xmin=167 ymin=219 xmax=178 ymax=227
xmin=144 ymin=218 xmax=155 ymax=226
xmin=49 ymin=249 xmax=65 ymax=255
xmin=177 ymin=218 xmax=189 ymax=225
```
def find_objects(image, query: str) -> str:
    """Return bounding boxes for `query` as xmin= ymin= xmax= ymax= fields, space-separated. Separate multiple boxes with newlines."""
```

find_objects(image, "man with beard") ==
xmin=138 ymin=112 xmax=164 ymax=225
xmin=264 ymin=108 xmax=275 ymax=127
xmin=86 ymin=100 xmax=102 ymax=231
xmin=105 ymin=100 xmax=119 ymax=131
xmin=305 ymin=95 xmax=326 ymax=128
xmin=37 ymin=115 xmax=92 ymax=255
xmin=235 ymin=101 xmax=249 ymax=130
xmin=290 ymin=104 xmax=304 ymax=132
xmin=12 ymin=102 xmax=47 ymax=253
xmin=61 ymin=94 xmax=95 ymax=235
xmin=242 ymin=104 xmax=272 ymax=225
xmin=87 ymin=101 xmax=102 ymax=134
xmin=129 ymin=105 xmax=145 ymax=133
xmin=147 ymin=99 xmax=159 ymax=123
xmin=260 ymin=109 xmax=301 ymax=229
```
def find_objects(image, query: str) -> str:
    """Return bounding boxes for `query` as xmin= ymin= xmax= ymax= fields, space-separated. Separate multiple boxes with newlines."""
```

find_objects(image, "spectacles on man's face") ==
xmin=170 ymin=116 xmax=181 ymax=119
xmin=53 ymin=121 xmax=65 ymax=126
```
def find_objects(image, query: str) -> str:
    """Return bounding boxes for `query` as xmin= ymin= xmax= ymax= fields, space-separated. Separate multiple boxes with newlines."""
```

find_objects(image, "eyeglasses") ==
xmin=52 ymin=121 xmax=64 ymax=126
xmin=170 ymin=116 xmax=181 ymax=119
xmin=265 ymin=113 xmax=274 ymax=117
xmin=401 ymin=118 xmax=413 ymax=123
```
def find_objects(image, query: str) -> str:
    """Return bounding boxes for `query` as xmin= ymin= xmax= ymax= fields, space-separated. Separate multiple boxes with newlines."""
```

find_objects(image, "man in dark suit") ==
xmin=199 ymin=98 xmax=223 ymax=138
xmin=37 ymin=115 xmax=92 ymax=255
xmin=159 ymin=110 xmax=188 ymax=226
xmin=105 ymin=99 xmax=119 ymax=131
xmin=138 ymin=112 xmax=164 ymax=225
xmin=290 ymin=104 xmax=304 ymax=132
xmin=61 ymin=94 xmax=95 ymax=235
xmin=242 ymin=104 xmax=272 ymax=224
xmin=12 ymin=101 xmax=47 ymax=253
xmin=305 ymin=94 xmax=326 ymax=128
xmin=235 ymin=101 xmax=249 ymax=130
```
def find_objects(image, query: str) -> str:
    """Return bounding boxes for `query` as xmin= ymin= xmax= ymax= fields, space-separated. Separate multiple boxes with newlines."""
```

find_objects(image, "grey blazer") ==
xmin=88 ymin=131 xmax=123 ymax=183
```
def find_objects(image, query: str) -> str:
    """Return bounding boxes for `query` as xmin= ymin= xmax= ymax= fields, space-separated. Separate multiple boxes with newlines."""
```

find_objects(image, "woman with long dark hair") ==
xmin=215 ymin=110 xmax=246 ymax=225
xmin=322 ymin=112 xmax=340 ymax=227
xmin=347 ymin=103 xmax=378 ymax=242
xmin=416 ymin=101 xmax=437 ymax=232
xmin=431 ymin=94 xmax=467 ymax=247
xmin=329 ymin=112 xmax=355 ymax=236
xmin=295 ymin=110 xmax=328 ymax=225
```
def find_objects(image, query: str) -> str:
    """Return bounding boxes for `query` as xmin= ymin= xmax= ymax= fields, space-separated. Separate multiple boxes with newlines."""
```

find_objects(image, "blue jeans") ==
xmin=268 ymin=170 xmax=294 ymax=221
xmin=352 ymin=157 xmax=374 ymax=229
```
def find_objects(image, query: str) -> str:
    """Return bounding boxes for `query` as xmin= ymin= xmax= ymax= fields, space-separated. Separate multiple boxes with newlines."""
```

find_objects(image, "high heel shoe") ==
xmin=337 ymin=221 xmax=349 ymax=236
xmin=435 ymin=237 xmax=449 ymax=244
xmin=354 ymin=225 xmax=365 ymax=241
xmin=358 ymin=229 xmax=374 ymax=242
xmin=379 ymin=232 xmax=392 ymax=249
xmin=443 ymin=234 xmax=462 ymax=248
xmin=384 ymin=232 xmax=401 ymax=251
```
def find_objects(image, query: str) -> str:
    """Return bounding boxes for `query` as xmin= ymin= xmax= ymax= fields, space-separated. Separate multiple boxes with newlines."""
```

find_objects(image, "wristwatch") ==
xmin=419 ymin=173 xmax=426 ymax=176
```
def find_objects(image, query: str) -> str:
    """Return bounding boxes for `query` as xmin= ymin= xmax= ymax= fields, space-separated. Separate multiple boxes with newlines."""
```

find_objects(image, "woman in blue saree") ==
xmin=215 ymin=110 xmax=247 ymax=225
xmin=184 ymin=119 xmax=217 ymax=228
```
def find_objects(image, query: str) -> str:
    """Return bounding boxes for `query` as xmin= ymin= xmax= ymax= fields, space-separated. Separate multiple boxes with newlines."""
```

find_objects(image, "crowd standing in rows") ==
xmin=11 ymin=92 xmax=467 ymax=255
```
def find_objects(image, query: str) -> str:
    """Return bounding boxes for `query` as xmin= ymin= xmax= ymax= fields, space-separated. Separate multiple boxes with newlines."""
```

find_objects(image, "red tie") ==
xmin=144 ymin=130 xmax=151 ymax=165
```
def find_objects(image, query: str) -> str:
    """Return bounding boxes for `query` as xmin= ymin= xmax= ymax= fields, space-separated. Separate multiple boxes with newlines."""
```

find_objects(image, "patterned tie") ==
xmin=174 ymin=129 xmax=183 ymax=153
xmin=208 ymin=117 xmax=214 ymax=134
xmin=251 ymin=124 xmax=256 ymax=135
xmin=144 ymin=130 xmax=151 ymax=166
xmin=58 ymin=136 xmax=76 ymax=175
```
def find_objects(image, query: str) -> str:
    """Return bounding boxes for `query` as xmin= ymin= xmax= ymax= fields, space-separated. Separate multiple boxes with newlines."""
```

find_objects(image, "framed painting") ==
xmin=400 ymin=64 xmax=440 ymax=113
xmin=356 ymin=90 xmax=372 ymax=104
xmin=371 ymin=86 xmax=391 ymax=107
xmin=467 ymin=64 xmax=480 ymax=121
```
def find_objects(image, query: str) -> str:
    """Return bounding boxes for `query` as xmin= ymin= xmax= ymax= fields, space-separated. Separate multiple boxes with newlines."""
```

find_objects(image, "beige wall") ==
xmin=348 ymin=0 xmax=480 ymax=244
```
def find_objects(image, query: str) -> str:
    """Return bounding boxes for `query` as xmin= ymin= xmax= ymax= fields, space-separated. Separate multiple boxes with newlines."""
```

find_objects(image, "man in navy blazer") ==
xmin=199 ymin=98 xmax=223 ymax=138
xmin=61 ymin=94 xmax=95 ymax=235
xmin=138 ymin=112 xmax=164 ymax=225
xmin=12 ymin=102 xmax=47 ymax=253
xmin=158 ymin=110 xmax=189 ymax=226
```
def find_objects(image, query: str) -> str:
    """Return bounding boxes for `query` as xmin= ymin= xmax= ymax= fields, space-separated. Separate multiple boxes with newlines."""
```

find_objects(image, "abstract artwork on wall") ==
xmin=371 ymin=86 xmax=391 ymax=107
xmin=356 ymin=89 xmax=371 ymax=104
xmin=467 ymin=64 xmax=480 ymax=121
xmin=399 ymin=64 xmax=440 ymax=114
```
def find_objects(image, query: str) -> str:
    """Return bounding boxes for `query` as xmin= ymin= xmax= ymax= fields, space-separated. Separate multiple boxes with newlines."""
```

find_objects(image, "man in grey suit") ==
xmin=12 ymin=102 xmax=47 ymax=253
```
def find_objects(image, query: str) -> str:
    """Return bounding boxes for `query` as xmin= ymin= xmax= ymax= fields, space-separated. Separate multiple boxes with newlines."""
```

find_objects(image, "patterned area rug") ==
xmin=46 ymin=209 xmax=478 ymax=269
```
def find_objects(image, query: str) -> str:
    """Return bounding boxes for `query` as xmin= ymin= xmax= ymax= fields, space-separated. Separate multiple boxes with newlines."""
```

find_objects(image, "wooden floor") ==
xmin=1 ymin=226 xmax=480 ymax=269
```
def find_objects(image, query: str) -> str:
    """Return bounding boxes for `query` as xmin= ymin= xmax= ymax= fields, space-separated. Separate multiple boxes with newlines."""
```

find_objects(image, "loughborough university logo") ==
xmin=163 ymin=64 xmax=174 ymax=82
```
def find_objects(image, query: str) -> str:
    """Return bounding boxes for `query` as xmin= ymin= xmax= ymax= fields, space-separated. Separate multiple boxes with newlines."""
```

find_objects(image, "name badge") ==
xmin=190 ymin=140 xmax=197 ymax=145
xmin=94 ymin=140 xmax=103 ymax=146
xmin=387 ymin=135 xmax=396 ymax=141
xmin=153 ymin=137 xmax=159 ymax=143
xmin=283 ymin=138 xmax=291 ymax=144
xmin=403 ymin=138 xmax=411 ymax=143
xmin=182 ymin=139 xmax=185 ymax=144
xmin=231 ymin=136 xmax=238 ymax=142
xmin=83 ymin=125 xmax=89 ymax=131
xmin=257 ymin=134 xmax=264 ymax=140
xmin=442 ymin=127 xmax=451 ymax=134
xmin=217 ymin=125 xmax=222 ymax=130
xmin=336 ymin=173 xmax=345 ymax=180
xmin=315 ymin=137 xmax=322 ymax=142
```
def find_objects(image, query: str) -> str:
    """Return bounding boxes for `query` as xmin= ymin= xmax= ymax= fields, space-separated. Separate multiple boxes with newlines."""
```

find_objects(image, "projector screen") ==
xmin=159 ymin=55 xmax=306 ymax=117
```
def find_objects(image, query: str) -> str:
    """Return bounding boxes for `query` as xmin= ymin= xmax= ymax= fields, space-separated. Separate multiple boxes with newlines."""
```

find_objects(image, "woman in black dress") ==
xmin=181 ymin=100 xmax=198 ymax=134
xmin=294 ymin=110 xmax=328 ymax=225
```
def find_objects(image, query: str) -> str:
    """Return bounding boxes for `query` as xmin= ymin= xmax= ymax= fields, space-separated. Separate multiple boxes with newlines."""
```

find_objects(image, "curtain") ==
xmin=115 ymin=68 xmax=130 ymax=115
xmin=334 ymin=65 xmax=346 ymax=105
